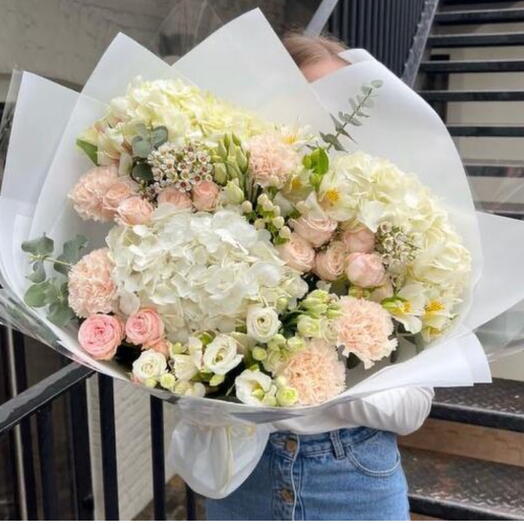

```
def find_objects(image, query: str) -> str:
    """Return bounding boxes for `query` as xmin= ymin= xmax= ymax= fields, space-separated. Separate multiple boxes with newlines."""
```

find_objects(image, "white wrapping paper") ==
xmin=2 ymin=9 xmax=524 ymax=499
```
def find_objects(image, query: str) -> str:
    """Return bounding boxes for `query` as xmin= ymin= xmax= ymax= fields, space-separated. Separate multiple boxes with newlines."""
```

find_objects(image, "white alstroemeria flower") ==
xmin=246 ymin=305 xmax=281 ymax=343
xmin=383 ymin=283 xmax=426 ymax=334
xmin=132 ymin=350 xmax=167 ymax=384
xmin=202 ymin=334 xmax=243 ymax=375
xmin=421 ymin=294 xmax=456 ymax=340
xmin=235 ymin=369 xmax=274 ymax=406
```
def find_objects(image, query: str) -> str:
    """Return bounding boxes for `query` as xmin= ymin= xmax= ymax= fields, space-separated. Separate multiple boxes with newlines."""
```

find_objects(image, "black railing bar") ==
xmin=36 ymin=404 xmax=59 ymax=519
xmin=0 ymin=361 xmax=94 ymax=435
xmin=186 ymin=485 xmax=197 ymax=521
xmin=11 ymin=331 xmax=38 ymax=519
xmin=306 ymin=0 xmax=341 ymax=36
xmin=68 ymin=380 xmax=94 ymax=520
xmin=98 ymin=374 xmax=119 ymax=520
xmin=150 ymin=396 xmax=167 ymax=520
xmin=402 ymin=0 xmax=439 ymax=87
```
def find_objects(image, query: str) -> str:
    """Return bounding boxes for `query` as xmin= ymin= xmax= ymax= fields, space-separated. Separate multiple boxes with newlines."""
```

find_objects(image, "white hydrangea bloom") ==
xmin=107 ymin=207 xmax=307 ymax=342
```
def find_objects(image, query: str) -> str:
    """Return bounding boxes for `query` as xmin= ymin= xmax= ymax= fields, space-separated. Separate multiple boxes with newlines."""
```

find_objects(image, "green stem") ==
xmin=326 ymin=87 xmax=376 ymax=152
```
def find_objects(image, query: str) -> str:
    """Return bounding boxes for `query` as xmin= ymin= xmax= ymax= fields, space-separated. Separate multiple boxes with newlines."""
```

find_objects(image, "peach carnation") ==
xmin=335 ymin=296 xmax=397 ymax=369
xmin=69 ymin=165 xmax=119 ymax=222
xmin=278 ymin=339 xmax=346 ymax=406
xmin=247 ymin=133 xmax=299 ymax=189
xmin=68 ymin=248 xmax=117 ymax=318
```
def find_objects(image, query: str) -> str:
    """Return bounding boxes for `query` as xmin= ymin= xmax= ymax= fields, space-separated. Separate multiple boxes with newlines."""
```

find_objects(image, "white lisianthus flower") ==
xmin=202 ymin=334 xmax=243 ymax=375
xmin=235 ymin=369 xmax=274 ymax=406
xmin=132 ymin=349 xmax=167 ymax=384
xmin=246 ymin=306 xmax=281 ymax=343
xmin=172 ymin=354 xmax=200 ymax=381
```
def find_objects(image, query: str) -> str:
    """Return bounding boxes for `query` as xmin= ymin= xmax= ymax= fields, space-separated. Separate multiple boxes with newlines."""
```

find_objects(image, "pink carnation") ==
xmin=116 ymin=196 xmax=154 ymax=226
xmin=125 ymin=308 xmax=165 ymax=347
xmin=335 ymin=296 xmax=397 ymax=368
xmin=279 ymin=339 xmax=346 ymax=406
xmin=68 ymin=248 xmax=117 ymax=318
xmin=69 ymin=165 xmax=119 ymax=222
xmin=247 ymin=134 xmax=299 ymax=189
xmin=78 ymin=314 xmax=124 ymax=360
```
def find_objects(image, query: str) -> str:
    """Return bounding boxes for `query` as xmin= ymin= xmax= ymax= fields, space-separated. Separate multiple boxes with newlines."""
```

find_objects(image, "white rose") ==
xmin=202 ymin=334 xmax=243 ymax=375
xmin=246 ymin=306 xmax=281 ymax=343
xmin=235 ymin=369 xmax=274 ymax=406
xmin=132 ymin=349 xmax=167 ymax=384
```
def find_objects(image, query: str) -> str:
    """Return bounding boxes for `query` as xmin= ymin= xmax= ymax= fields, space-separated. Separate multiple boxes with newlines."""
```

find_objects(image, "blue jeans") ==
xmin=205 ymin=427 xmax=410 ymax=520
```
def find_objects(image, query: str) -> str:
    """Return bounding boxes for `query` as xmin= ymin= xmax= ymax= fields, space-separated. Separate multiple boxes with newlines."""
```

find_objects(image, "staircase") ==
xmin=402 ymin=0 xmax=524 ymax=519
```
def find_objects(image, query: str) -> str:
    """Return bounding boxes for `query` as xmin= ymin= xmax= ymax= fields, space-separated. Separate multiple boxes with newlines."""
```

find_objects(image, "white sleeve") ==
xmin=333 ymin=387 xmax=435 ymax=435
xmin=269 ymin=387 xmax=434 ymax=436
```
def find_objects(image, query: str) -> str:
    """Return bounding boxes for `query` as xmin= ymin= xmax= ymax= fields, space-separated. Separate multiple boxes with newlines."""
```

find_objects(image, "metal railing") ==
xmin=0 ymin=1 xmax=437 ymax=519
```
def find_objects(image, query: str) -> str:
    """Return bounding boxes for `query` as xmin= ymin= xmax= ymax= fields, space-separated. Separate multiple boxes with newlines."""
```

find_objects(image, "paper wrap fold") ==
xmin=2 ymin=9 xmax=524 ymax=499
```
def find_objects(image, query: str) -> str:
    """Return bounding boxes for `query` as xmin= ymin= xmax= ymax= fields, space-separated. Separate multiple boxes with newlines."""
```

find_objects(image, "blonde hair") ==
xmin=282 ymin=31 xmax=348 ymax=68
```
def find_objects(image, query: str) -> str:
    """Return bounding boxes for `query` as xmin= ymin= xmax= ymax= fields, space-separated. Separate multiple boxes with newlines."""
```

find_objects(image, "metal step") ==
xmin=465 ymin=162 xmax=524 ymax=177
xmin=420 ymin=89 xmax=524 ymax=101
xmin=420 ymin=59 xmax=524 ymax=73
xmin=431 ymin=378 xmax=524 ymax=432
xmin=436 ymin=8 xmax=524 ymax=24
xmin=403 ymin=447 xmax=524 ymax=520
xmin=447 ymin=125 xmax=524 ymax=136
xmin=428 ymin=32 xmax=524 ymax=47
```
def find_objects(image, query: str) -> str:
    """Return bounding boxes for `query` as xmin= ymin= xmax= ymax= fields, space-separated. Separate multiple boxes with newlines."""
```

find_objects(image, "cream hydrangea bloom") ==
xmin=107 ymin=207 xmax=307 ymax=342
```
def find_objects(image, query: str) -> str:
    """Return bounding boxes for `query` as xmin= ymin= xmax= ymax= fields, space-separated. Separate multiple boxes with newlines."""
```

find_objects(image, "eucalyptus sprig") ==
xmin=21 ymin=234 xmax=88 ymax=327
xmin=321 ymin=79 xmax=383 ymax=152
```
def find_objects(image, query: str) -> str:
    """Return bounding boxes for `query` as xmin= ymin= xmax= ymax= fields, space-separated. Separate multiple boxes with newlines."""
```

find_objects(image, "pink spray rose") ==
xmin=277 ymin=233 xmax=315 ymax=273
xmin=157 ymin=187 xmax=193 ymax=209
xmin=341 ymin=226 xmax=375 ymax=253
xmin=125 ymin=308 xmax=165 ymax=347
xmin=345 ymin=252 xmax=386 ymax=288
xmin=69 ymin=165 xmax=119 ymax=222
xmin=192 ymin=180 xmax=219 ymax=211
xmin=116 ymin=196 xmax=154 ymax=226
xmin=290 ymin=214 xmax=337 ymax=248
xmin=78 ymin=314 xmax=124 ymax=360
xmin=102 ymin=177 xmax=138 ymax=212
xmin=314 ymin=241 xmax=347 ymax=281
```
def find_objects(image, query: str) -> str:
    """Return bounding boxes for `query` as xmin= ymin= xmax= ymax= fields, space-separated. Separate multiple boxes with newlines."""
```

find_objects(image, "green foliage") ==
xmin=131 ymin=162 xmax=154 ymax=184
xmin=303 ymin=147 xmax=330 ymax=190
xmin=321 ymin=79 xmax=383 ymax=152
xmin=131 ymin=125 xmax=169 ymax=158
xmin=76 ymin=139 xmax=98 ymax=165
xmin=22 ymin=234 xmax=88 ymax=327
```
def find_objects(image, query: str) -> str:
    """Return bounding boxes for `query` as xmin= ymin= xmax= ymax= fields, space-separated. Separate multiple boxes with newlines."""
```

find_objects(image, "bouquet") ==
xmin=2 ymin=9 xmax=524 ymax=497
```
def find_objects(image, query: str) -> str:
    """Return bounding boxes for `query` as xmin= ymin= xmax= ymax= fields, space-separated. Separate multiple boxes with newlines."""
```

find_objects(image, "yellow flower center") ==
xmin=291 ymin=177 xmax=302 ymax=191
xmin=425 ymin=300 xmax=444 ymax=313
xmin=324 ymin=188 xmax=340 ymax=204
xmin=283 ymin=133 xmax=297 ymax=145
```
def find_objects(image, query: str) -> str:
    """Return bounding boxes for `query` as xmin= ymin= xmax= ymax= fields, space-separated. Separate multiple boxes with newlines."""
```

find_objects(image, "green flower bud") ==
xmin=199 ymin=331 xmax=214 ymax=345
xmin=236 ymin=149 xmax=248 ymax=172
xmin=276 ymin=386 xmax=299 ymax=407
xmin=279 ymin=226 xmax=291 ymax=239
xmin=214 ymin=163 xmax=228 ymax=184
xmin=262 ymin=393 xmax=277 ymax=407
xmin=276 ymin=297 xmax=289 ymax=313
xmin=249 ymin=363 xmax=260 ymax=372
xmin=309 ymin=289 xmax=329 ymax=301
xmin=252 ymin=346 xmax=268 ymax=361
xmin=241 ymin=200 xmax=253 ymax=214
xmin=252 ymin=387 xmax=265 ymax=401
xmin=286 ymin=336 xmax=306 ymax=352
xmin=169 ymin=342 xmax=186 ymax=357
xmin=327 ymin=306 xmax=342 ymax=319
xmin=159 ymin=373 xmax=176 ymax=390
xmin=209 ymin=374 xmax=225 ymax=387
xmin=270 ymin=334 xmax=287 ymax=347
xmin=275 ymin=376 xmax=288 ymax=388
xmin=349 ymin=286 xmax=371 ymax=299
xmin=144 ymin=377 xmax=158 ymax=389
xmin=226 ymin=162 xmax=242 ymax=179
xmin=297 ymin=315 xmax=323 ymax=339
xmin=224 ymin=180 xmax=245 ymax=205
xmin=272 ymin=216 xmax=285 ymax=229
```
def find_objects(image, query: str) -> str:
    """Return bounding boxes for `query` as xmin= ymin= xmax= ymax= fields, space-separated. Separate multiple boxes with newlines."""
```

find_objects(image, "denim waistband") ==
xmin=269 ymin=427 xmax=379 ymax=459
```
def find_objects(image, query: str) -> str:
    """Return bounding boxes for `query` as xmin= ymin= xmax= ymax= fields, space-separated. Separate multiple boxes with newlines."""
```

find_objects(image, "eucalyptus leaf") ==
xmin=134 ymin=123 xmax=149 ymax=139
xmin=22 ymin=235 xmax=54 ymax=257
xmin=320 ymin=132 xmax=346 ymax=152
xmin=132 ymin=136 xmax=153 ymax=158
xmin=363 ymin=99 xmax=375 ymax=108
xmin=28 ymin=261 xmax=46 ymax=283
xmin=76 ymin=139 xmax=98 ymax=165
xmin=150 ymin=126 xmax=168 ymax=148
xmin=132 ymin=162 xmax=154 ymax=184
xmin=47 ymin=302 xmax=75 ymax=327
xmin=24 ymin=281 xmax=53 ymax=307
xmin=54 ymin=234 xmax=88 ymax=274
